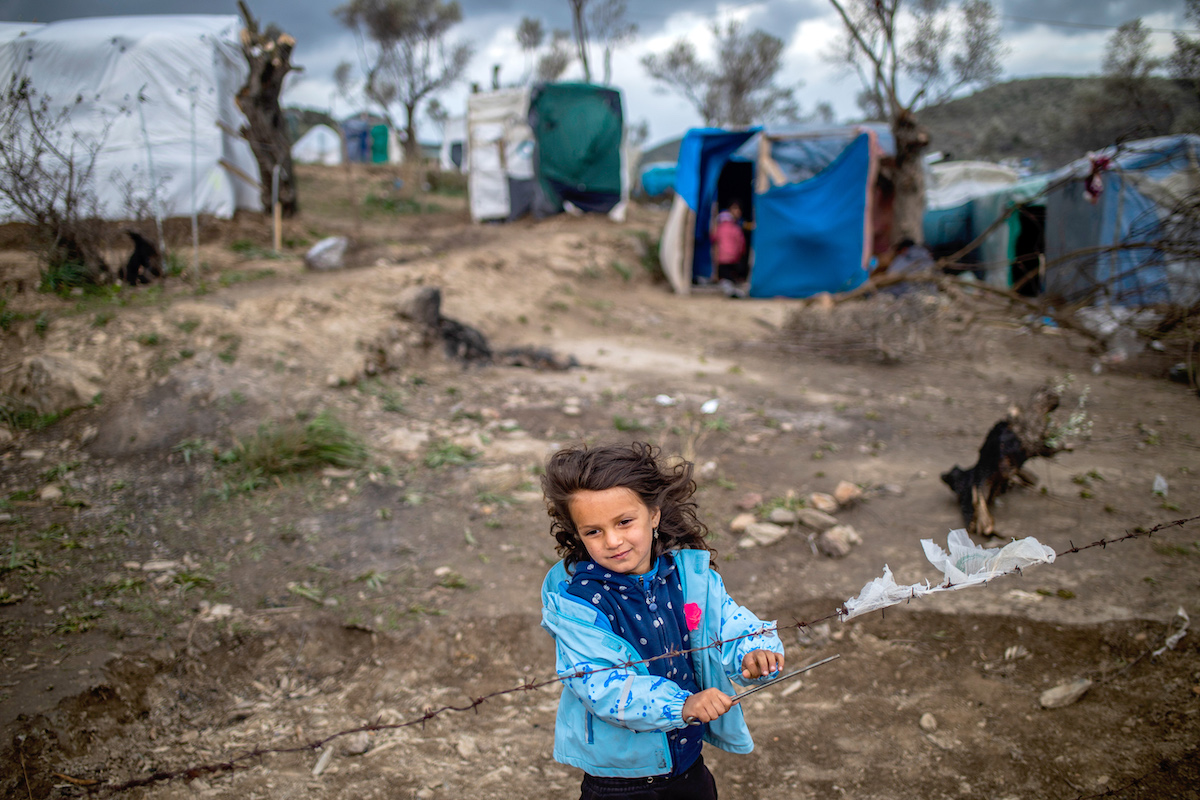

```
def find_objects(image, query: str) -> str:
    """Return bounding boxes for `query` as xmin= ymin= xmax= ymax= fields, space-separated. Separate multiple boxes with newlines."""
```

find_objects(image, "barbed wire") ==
xmin=66 ymin=513 xmax=1200 ymax=794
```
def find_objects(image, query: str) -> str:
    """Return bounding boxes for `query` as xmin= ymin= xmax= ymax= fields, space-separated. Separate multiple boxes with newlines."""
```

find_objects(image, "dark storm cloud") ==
xmin=1000 ymin=0 xmax=1184 ymax=34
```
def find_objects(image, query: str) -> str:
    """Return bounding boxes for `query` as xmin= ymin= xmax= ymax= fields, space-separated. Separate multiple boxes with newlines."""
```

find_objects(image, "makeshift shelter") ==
xmin=466 ymin=82 xmax=626 ymax=223
xmin=660 ymin=124 xmax=893 ymax=298
xmin=439 ymin=115 xmax=466 ymax=172
xmin=0 ymin=15 xmax=261 ymax=221
xmin=1042 ymin=134 xmax=1200 ymax=307
xmin=922 ymin=162 xmax=1048 ymax=288
xmin=342 ymin=114 xmax=402 ymax=164
xmin=291 ymin=124 xmax=343 ymax=166
xmin=638 ymin=162 xmax=676 ymax=198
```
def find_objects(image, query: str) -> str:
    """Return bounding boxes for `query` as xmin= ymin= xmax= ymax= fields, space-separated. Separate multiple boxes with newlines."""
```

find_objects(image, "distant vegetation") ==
xmin=920 ymin=76 xmax=1200 ymax=171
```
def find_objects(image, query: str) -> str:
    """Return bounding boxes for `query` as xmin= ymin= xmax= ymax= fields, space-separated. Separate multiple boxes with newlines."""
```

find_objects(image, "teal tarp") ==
xmin=529 ymin=83 xmax=623 ymax=213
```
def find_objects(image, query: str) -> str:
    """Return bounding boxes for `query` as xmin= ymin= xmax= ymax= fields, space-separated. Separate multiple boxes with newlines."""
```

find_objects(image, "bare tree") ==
xmin=642 ymin=21 xmax=802 ymax=128
xmin=236 ymin=1 xmax=299 ymax=217
xmin=1170 ymin=0 xmax=1200 ymax=128
xmin=826 ymin=0 xmax=1005 ymax=245
xmin=1101 ymin=19 xmax=1170 ymax=136
xmin=537 ymin=30 xmax=575 ymax=83
xmin=334 ymin=0 xmax=473 ymax=162
xmin=517 ymin=17 xmax=544 ymax=84
xmin=0 ymin=76 xmax=110 ymax=285
xmin=567 ymin=0 xmax=593 ymax=83
xmin=589 ymin=0 xmax=637 ymax=85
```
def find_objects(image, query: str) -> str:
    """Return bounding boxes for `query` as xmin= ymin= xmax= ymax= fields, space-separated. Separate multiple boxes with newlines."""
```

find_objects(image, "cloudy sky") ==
xmin=0 ymin=0 xmax=1189 ymax=147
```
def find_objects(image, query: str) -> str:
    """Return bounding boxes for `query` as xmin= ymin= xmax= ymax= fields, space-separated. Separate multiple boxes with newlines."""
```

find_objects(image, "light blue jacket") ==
xmin=540 ymin=549 xmax=783 ymax=777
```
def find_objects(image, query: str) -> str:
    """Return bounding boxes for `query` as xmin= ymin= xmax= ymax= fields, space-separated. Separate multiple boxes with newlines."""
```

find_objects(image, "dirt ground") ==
xmin=1 ymin=163 xmax=1198 ymax=800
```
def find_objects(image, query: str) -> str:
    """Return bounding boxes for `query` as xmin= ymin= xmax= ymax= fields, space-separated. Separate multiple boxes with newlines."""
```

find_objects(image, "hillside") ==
xmin=919 ymin=76 xmax=1200 ymax=170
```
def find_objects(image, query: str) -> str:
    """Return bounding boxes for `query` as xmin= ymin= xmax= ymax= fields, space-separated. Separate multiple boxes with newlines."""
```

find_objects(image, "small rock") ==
xmin=142 ymin=560 xmax=181 ymax=572
xmin=729 ymin=513 xmax=756 ymax=533
xmin=833 ymin=480 xmax=863 ymax=506
xmin=416 ymin=790 xmax=435 ymax=799
xmin=21 ymin=449 xmax=46 ymax=461
xmin=38 ymin=484 xmax=63 ymax=501
xmin=811 ymin=292 xmax=835 ymax=310
xmin=919 ymin=712 xmax=938 ymax=732
xmin=456 ymin=734 xmax=478 ymax=759
xmin=699 ymin=460 xmax=718 ymax=479
xmin=817 ymin=524 xmax=862 ymax=558
xmin=809 ymin=492 xmax=838 ymax=513
xmin=737 ymin=492 xmax=763 ymax=511
xmin=739 ymin=521 xmax=789 ymax=548
xmin=1040 ymin=678 xmax=1093 ymax=709
xmin=768 ymin=507 xmax=798 ymax=525
xmin=879 ymin=483 xmax=905 ymax=497
xmin=305 ymin=236 xmax=350 ymax=271
xmin=0 ymin=427 xmax=13 ymax=447
xmin=78 ymin=424 xmax=98 ymax=445
xmin=341 ymin=731 xmax=371 ymax=756
xmin=796 ymin=508 xmax=839 ymax=532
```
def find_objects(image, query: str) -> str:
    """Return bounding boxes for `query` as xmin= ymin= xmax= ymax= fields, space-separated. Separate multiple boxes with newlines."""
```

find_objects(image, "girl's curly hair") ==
xmin=541 ymin=441 xmax=715 ymax=569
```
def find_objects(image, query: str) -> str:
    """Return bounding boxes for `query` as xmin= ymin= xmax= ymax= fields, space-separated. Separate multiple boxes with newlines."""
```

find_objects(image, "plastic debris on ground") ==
xmin=840 ymin=529 xmax=1056 ymax=620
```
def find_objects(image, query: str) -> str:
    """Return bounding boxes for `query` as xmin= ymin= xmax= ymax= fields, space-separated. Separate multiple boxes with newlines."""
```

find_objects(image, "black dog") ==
xmin=123 ymin=230 xmax=163 ymax=286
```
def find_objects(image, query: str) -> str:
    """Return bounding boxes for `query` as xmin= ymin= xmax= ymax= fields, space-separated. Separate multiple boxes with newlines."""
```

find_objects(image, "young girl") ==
xmin=540 ymin=441 xmax=784 ymax=799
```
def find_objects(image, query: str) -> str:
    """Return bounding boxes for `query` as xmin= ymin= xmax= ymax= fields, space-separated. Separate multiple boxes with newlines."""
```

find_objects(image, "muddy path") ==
xmin=2 ymin=167 xmax=1199 ymax=798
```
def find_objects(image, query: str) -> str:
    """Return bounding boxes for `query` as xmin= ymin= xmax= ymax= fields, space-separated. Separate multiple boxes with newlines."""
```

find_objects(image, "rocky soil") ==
xmin=1 ymin=164 xmax=1198 ymax=799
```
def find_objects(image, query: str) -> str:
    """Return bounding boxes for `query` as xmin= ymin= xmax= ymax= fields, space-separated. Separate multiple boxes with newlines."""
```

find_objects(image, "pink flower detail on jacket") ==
xmin=684 ymin=603 xmax=702 ymax=632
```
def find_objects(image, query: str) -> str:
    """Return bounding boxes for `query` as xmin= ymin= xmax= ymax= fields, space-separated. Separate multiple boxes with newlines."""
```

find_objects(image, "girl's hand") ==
xmin=741 ymin=649 xmax=784 ymax=680
xmin=681 ymin=688 xmax=734 ymax=724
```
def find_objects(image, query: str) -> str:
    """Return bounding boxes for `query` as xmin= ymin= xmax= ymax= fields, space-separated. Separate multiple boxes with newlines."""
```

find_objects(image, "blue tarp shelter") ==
xmin=1043 ymin=134 xmax=1200 ymax=307
xmin=659 ymin=124 xmax=892 ymax=298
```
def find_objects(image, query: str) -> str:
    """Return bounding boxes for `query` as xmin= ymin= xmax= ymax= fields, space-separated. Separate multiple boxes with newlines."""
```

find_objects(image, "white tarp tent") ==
xmin=0 ymin=15 xmax=261 ymax=222
xmin=292 ymin=124 xmax=343 ymax=166
xmin=466 ymin=87 xmax=533 ymax=223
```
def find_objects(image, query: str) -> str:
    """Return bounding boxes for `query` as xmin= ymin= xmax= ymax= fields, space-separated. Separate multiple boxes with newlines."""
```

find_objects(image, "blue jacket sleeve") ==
xmin=710 ymin=571 xmax=784 ymax=686
xmin=554 ymin=627 xmax=692 ymax=733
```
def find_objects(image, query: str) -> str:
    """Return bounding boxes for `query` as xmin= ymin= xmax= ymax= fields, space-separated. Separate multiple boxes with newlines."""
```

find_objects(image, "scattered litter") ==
xmin=1004 ymin=645 xmax=1030 ymax=661
xmin=919 ymin=712 xmax=938 ymax=732
xmin=1153 ymin=607 xmax=1190 ymax=657
xmin=1153 ymin=474 xmax=1168 ymax=497
xmin=312 ymin=745 xmax=334 ymax=776
xmin=655 ymin=394 xmax=677 ymax=406
xmin=841 ymin=529 xmax=1056 ymax=620
xmin=700 ymin=399 xmax=720 ymax=414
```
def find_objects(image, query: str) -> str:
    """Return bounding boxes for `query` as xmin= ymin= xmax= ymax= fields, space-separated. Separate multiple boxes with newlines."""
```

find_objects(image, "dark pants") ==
xmin=716 ymin=262 xmax=747 ymax=284
xmin=579 ymin=756 xmax=717 ymax=800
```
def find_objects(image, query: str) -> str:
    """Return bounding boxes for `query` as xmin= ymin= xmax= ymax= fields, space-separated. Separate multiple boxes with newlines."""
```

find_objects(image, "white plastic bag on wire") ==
xmin=841 ymin=529 xmax=1056 ymax=620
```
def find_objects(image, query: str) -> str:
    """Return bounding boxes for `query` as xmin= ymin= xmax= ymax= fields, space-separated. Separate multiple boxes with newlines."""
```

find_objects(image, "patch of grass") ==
xmin=0 ymin=298 xmax=21 ymax=331
xmin=437 ymin=571 xmax=469 ymax=589
xmin=164 ymin=250 xmax=187 ymax=277
xmin=364 ymin=193 xmax=443 ymax=215
xmin=1152 ymin=541 xmax=1199 ymax=557
xmin=424 ymin=440 xmax=477 ymax=468
xmin=34 ymin=311 xmax=49 ymax=337
xmin=476 ymin=491 xmax=513 ymax=507
xmin=137 ymin=331 xmax=163 ymax=346
xmin=613 ymin=415 xmax=647 ymax=432
xmin=231 ymin=411 xmax=368 ymax=476
xmin=175 ymin=318 xmax=201 ymax=334
xmin=354 ymin=570 xmax=388 ymax=591
xmin=610 ymin=260 xmax=633 ymax=281
xmin=52 ymin=610 xmax=103 ymax=634
xmin=40 ymin=460 xmax=81 ymax=482
xmin=217 ymin=334 xmax=241 ymax=364
xmin=703 ymin=416 xmax=731 ymax=432
xmin=173 ymin=438 xmax=212 ymax=465
xmin=172 ymin=570 xmax=215 ymax=594
xmin=38 ymin=260 xmax=93 ymax=295
xmin=0 ymin=397 xmax=71 ymax=431
xmin=219 ymin=268 xmax=276 ymax=287
xmin=229 ymin=239 xmax=281 ymax=260
xmin=1 ymin=540 xmax=38 ymax=577
xmin=92 ymin=311 xmax=113 ymax=328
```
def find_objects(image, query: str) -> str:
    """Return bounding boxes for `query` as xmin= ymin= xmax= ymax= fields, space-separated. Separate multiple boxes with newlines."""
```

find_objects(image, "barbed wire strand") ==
xmin=74 ymin=513 xmax=1200 ymax=795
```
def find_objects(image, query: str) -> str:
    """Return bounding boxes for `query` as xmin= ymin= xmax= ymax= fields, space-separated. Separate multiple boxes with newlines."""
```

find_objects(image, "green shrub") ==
xmin=232 ymin=411 xmax=367 ymax=476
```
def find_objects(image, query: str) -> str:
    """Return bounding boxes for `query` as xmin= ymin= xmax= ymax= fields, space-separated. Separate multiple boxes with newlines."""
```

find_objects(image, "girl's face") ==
xmin=568 ymin=487 xmax=661 ymax=575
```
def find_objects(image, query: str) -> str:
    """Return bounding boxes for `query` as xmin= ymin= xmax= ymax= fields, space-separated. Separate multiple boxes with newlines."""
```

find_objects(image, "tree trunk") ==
xmin=890 ymin=108 xmax=930 ymax=246
xmin=405 ymin=102 xmax=420 ymax=165
xmin=235 ymin=1 xmax=299 ymax=218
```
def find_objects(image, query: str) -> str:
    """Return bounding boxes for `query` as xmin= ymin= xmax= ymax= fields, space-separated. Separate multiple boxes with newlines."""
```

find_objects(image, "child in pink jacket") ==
xmin=710 ymin=201 xmax=747 ymax=284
